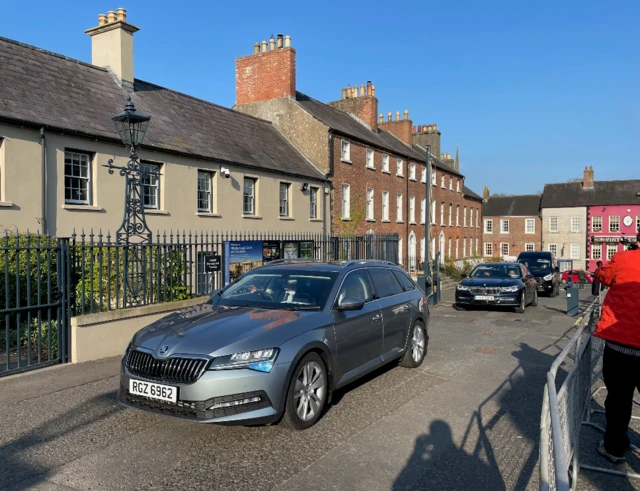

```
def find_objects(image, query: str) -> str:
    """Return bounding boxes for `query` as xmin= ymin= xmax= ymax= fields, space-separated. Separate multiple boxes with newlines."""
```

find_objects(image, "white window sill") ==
xmin=0 ymin=201 xmax=14 ymax=207
xmin=397 ymin=174 xmax=404 ymax=178
xmin=366 ymin=219 xmax=376 ymax=222
xmin=243 ymin=214 xmax=262 ymax=219
xmin=62 ymin=204 xmax=104 ymax=212
xmin=366 ymin=166 xmax=376 ymax=171
xmin=410 ymin=178 xmax=417 ymax=182
xmin=341 ymin=159 xmax=352 ymax=164
xmin=196 ymin=212 xmax=222 ymax=218
xmin=396 ymin=220 xmax=404 ymax=224
xmin=279 ymin=216 xmax=295 ymax=221
xmin=409 ymin=221 xmax=417 ymax=225
xmin=309 ymin=218 xmax=323 ymax=222
xmin=341 ymin=217 xmax=351 ymax=221
xmin=382 ymin=170 xmax=391 ymax=174
xmin=382 ymin=219 xmax=390 ymax=223
xmin=525 ymin=232 xmax=536 ymax=234
xmin=144 ymin=209 xmax=169 ymax=215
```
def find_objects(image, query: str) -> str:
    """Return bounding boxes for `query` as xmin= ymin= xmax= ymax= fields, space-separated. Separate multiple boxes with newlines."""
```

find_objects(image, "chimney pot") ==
xmin=352 ymin=86 xmax=358 ymax=97
xmin=379 ymin=114 xmax=384 ymax=123
xmin=107 ymin=10 xmax=117 ymax=23
xmin=253 ymin=42 xmax=260 ymax=54
xmin=277 ymin=34 xmax=283 ymax=49
xmin=404 ymin=110 xmax=409 ymax=120
xmin=395 ymin=111 xmax=400 ymax=121
xmin=388 ymin=112 xmax=392 ymax=122
xmin=269 ymin=35 xmax=276 ymax=51
xmin=422 ymin=125 xmax=427 ymax=132
xmin=413 ymin=125 xmax=417 ymax=133
xmin=116 ymin=8 xmax=126 ymax=22
xmin=261 ymin=40 xmax=268 ymax=52
xmin=98 ymin=13 xmax=108 ymax=25
xmin=284 ymin=35 xmax=291 ymax=47
xmin=367 ymin=80 xmax=372 ymax=96
xmin=341 ymin=88 xmax=347 ymax=100
xmin=371 ymin=85 xmax=375 ymax=97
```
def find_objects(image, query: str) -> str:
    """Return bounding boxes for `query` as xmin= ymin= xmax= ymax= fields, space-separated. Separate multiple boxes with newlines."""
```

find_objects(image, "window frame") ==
xmin=365 ymin=148 xmax=375 ymax=169
xmin=570 ymin=243 xmax=580 ymax=259
xmin=382 ymin=191 xmax=390 ymax=221
xmin=431 ymin=168 xmax=437 ymax=186
xmin=607 ymin=243 xmax=617 ymax=260
xmin=500 ymin=242 xmax=509 ymax=256
xmin=441 ymin=175 xmax=446 ymax=188
xmin=609 ymin=216 xmax=620 ymax=233
xmin=549 ymin=216 xmax=559 ymax=232
xmin=421 ymin=168 xmax=427 ymax=183
xmin=340 ymin=139 xmax=351 ymax=162
xmin=592 ymin=216 xmax=602 ymax=233
xmin=409 ymin=196 xmax=416 ymax=224
xmin=279 ymin=182 xmax=291 ymax=217
xmin=440 ymin=202 xmax=444 ymax=226
xmin=140 ymin=161 xmax=161 ymax=210
xmin=420 ymin=198 xmax=426 ymax=224
xmin=341 ymin=184 xmax=351 ymax=220
xmin=366 ymin=187 xmax=374 ymax=221
xmin=525 ymin=219 xmax=535 ymax=234
xmin=448 ymin=204 xmax=452 ymax=226
xmin=396 ymin=193 xmax=403 ymax=222
xmin=525 ymin=243 xmax=535 ymax=252
xmin=484 ymin=242 xmax=493 ymax=257
xmin=591 ymin=244 xmax=602 ymax=260
xmin=309 ymin=187 xmax=318 ymax=219
xmin=382 ymin=154 xmax=390 ymax=173
xmin=396 ymin=158 xmax=404 ymax=177
xmin=485 ymin=219 xmax=493 ymax=233
xmin=456 ymin=206 xmax=460 ymax=226
xmin=409 ymin=163 xmax=416 ymax=181
xmin=500 ymin=219 xmax=510 ymax=234
xmin=548 ymin=243 xmax=558 ymax=256
xmin=449 ymin=177 xmax=453 ymax=190
xmin=197 ymin=170 xmax=214 ymax=213
xmin=64 ymin=150 xmax=93 ymax=205
xmin=243 ymin=176 xmax=257 ymax=215
xmin=571 ymin=216 xmax=581 ymax=233
xmin=463 ymin=207 xmax=467 ymax=227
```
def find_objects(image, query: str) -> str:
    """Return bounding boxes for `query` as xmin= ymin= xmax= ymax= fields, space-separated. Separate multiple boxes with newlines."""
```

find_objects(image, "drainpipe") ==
xmin=327 ymin=131 xmax=335 ymax=237
xmin=40 ymin=127 xmax=47 ymax=235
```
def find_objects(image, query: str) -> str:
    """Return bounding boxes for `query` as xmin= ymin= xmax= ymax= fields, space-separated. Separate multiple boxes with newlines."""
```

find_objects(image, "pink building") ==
xmin=587 ymin=204 xmax=640 ymax=272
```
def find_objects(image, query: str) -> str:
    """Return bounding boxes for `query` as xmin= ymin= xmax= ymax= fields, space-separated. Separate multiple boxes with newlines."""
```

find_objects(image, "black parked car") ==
xmin=516 ymin=251 xmax=561 ymax=297
xmin=454 ymin=262 xmax=538 ymax=313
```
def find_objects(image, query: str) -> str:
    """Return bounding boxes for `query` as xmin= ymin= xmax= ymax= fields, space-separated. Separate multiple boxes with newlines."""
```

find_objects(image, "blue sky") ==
xmin=2 ymin=0 xmax=638 ymax=194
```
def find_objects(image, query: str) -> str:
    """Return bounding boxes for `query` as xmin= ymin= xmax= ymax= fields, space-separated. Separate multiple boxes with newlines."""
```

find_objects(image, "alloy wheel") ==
xmin=293 ymin=361 xmax=326 ymax=422
xmin=411 ymin=325 xmax=426 ymax=363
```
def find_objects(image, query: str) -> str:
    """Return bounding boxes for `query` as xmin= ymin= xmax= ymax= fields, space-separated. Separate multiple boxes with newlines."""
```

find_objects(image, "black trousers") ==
xmin=603 ymin=345 xmax=640 ymax=456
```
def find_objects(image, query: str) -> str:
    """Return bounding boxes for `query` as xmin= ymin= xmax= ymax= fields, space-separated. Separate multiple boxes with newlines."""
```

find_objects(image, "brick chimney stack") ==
xmin=378 ymin=109 xmax=413 ymax=144
xmin=483 ymin=186 xmax=490 ymax=200
xmin=583 ymin=166 xmax=595 ymax=189
xmin=235 ymin=34 xmax=296 ymax=105
xmin=327 ymin=81 xmax=378 ymax=130
xmin=413 ymin=124 xmax=441 ymax=159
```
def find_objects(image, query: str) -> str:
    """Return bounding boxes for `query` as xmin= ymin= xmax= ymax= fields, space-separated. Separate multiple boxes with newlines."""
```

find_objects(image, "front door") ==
xmin=332 ymin=270 xmax=383 ymax=384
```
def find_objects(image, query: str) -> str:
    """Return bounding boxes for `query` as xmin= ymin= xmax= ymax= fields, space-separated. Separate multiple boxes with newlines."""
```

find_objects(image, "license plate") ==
xmin=475 ymin=295 xmax=494 ymax=301
xmin=129 ymin=379 xmax=177 ymax=403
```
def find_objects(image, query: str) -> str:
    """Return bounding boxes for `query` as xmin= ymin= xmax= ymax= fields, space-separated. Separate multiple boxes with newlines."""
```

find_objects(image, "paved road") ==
xmin=1 ymin=289 xmax=629 ymax=491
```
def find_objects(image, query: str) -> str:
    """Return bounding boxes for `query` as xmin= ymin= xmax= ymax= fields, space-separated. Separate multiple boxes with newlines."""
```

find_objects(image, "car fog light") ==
xmin=207 ymin=396 xmax=261 ymax=410
xmin=249 ymin=361 xmax=274 ymax=373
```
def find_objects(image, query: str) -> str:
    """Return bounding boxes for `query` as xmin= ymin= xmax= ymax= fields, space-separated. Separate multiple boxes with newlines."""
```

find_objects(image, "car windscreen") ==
xmin=517 ymin=258 xmax=551 ymax=273
xmin=470 ymin=264 xmax=522 ymax=279
xmin=217 ymin=270 xmax=339 ymax=310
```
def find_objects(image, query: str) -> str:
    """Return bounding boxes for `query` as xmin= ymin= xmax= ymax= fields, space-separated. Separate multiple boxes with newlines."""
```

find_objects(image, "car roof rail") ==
xmin=262 ymin=258 xmax=321 ymax=266
xmin=343 ymin=259 xmax=397 ymax=267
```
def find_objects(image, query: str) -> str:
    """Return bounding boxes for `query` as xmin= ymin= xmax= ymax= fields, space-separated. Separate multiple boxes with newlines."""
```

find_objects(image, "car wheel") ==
xmin=281 ymin=353 xmax=327 ymax=430
xmin=399 ymin=321 xmax=428 ymax=368
xmin=531 ymin=289 xmax=538 ymax=307
xmin=515 ymin=292 xmax=526 ymax=314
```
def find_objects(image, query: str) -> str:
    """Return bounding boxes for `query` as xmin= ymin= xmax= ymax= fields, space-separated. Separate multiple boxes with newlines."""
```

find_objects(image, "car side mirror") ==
xmin=337 ymin=297 xmax=365 ymax=311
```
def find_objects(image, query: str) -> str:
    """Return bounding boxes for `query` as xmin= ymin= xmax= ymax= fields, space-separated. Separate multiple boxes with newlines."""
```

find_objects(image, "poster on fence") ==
xmin=262 ymin=241 xmax=281 ymax=263
xmin=299 ymin=241 xmax=314 ymax=259
xmin=224 ymin=241 xmax=264 ymax=285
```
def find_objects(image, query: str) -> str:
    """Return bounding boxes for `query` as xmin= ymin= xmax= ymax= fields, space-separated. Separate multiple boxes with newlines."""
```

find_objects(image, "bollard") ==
xmin=565 ymin=277 xmax=579 ymax=316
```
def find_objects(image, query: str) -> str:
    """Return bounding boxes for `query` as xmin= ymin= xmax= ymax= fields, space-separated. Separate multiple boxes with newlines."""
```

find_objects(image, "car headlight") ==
xmin=500 ymin=286 xmax=519 ymax=293
xmin=543 ymin=274 xmax=553 ymax=281
xmin=209 ymin=348 xmax=279 ymax=373
xmin=457 ymin=284 xmax=470 ymax=291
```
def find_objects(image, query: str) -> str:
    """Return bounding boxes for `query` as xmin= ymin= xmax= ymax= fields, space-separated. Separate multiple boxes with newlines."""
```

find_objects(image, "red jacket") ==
xmin=593 ymin=249 xmax=640 ymax=348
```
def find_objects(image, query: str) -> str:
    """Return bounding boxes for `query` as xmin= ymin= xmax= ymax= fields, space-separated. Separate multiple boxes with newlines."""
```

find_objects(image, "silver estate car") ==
xmin=118 ymin=260 xmax=430 ymax=430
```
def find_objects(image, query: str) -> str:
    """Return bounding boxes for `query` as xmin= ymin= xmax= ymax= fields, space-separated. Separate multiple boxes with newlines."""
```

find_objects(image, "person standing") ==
xmin=592 ymin=261 xmax=603 ymax=297
xmin=594 ymin=233 xmax=640 ymax=463
xmin=578 ymin=269 xmax=586 ymax=289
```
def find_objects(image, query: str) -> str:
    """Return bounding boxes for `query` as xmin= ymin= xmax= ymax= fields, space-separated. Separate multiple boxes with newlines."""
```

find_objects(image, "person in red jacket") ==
xmin=593 ymin=233 xmax=640 ymax=463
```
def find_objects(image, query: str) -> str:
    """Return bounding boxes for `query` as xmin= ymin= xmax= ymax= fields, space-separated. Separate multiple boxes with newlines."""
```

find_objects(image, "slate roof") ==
xmin=541 ymin=180 xmax=640 ymax=208
xmin=294 ymin=92 xmax=464 ymax=177
xmin=463 ymin=186 xmax=483 ymax=201
xmin=483 ymin=194 xmax=541 ymax=217
xmin=0 ymin=36 xmax=325 ymax=181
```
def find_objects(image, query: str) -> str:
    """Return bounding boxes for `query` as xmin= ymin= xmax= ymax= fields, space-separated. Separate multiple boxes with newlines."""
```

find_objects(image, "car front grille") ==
xmin=126 ymin=349 xmax=210 ymax=384
xmin=119 ymin=389 xmax=271 ymax=421
xmin=470 ymin=287 xmax=501 ymax=295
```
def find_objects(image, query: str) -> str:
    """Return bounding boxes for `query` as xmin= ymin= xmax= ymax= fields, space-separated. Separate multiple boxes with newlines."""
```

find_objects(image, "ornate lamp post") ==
xmin=104 ymin=96 xmax=158 ymax=306
xmin=418 ymin=145 xmax=433 ymax=302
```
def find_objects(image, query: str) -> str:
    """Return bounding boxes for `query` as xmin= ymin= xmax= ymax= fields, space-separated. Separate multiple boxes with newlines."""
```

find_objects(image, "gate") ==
xmin=1 ymin=233 xmax=70 ymax=377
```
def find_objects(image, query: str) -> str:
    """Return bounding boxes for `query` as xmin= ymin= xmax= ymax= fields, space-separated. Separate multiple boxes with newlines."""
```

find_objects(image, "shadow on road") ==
xmin=0 ymin=390 xmax=122 ymax=490
xmin=392 ymin=339 xmax=572 ymax=490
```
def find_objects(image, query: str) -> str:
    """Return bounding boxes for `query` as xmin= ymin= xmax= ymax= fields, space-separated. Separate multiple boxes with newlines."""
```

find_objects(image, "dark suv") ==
xmin=516 ymin=251 xmax=560 ymax=297
xmin=118 ymin=259 xmax=430 ymax=429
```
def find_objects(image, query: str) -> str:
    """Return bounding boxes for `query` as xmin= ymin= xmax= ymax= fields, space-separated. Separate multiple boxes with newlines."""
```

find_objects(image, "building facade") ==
xmin=0 ymin=14 xmax=329 ymax=237
xmin=234 ymin=36 xmax=482 ymax=268
xmin=541 ymin=167 xmax=640 ymax=271
xmin=587 ymin=205 xmax=640 ymax=271
xmin=482 ymin=192 xmax=542 ymax=259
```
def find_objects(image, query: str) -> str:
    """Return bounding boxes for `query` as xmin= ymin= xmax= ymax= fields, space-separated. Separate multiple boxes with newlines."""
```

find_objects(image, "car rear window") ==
xmin=392 ymin=270 xmax=417 ymax=292
xmin=368 ymin=268 xmax=402 ymax=299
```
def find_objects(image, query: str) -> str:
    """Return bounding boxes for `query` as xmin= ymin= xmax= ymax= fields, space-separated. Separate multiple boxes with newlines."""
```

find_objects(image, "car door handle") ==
xmin=372 ymin=314 xmax=383 ymax=322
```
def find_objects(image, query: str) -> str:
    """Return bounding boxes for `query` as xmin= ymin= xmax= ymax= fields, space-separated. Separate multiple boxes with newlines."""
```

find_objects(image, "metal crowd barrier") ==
xmin=540 ymin=290 xmax=640 ymax=490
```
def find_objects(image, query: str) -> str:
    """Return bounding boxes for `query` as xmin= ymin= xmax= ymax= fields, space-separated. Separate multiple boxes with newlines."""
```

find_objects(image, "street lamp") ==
xmin=417 ymin=145 xmax=433 ymax=301
xmin=104 ymin=96 xmax=158 ymax=306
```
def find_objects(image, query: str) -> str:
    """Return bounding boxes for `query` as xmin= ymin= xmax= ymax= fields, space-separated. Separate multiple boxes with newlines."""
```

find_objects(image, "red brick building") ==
xmin=234 ymin=34 xmax=482 ymax=268
xmin=482 ymin=191 xmax=542 ymax=259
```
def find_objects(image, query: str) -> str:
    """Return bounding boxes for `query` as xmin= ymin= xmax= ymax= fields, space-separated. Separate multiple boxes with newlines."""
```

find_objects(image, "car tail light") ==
xmin=419 ymin=296 xmax=429 ymax=313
